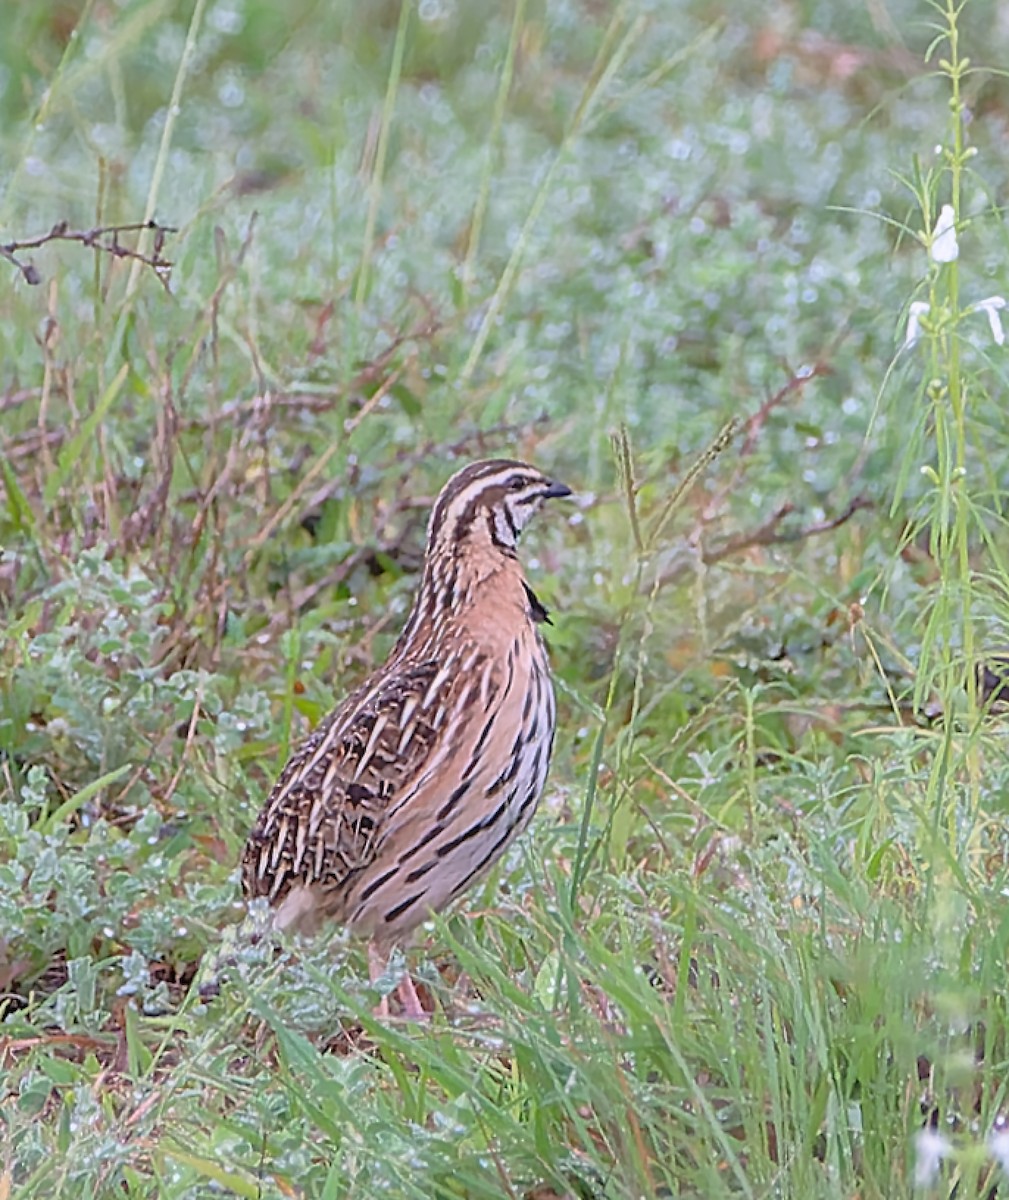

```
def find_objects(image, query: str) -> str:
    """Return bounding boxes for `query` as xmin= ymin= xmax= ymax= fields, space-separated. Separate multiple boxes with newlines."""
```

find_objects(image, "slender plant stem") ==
xmin=460 ymin=5 xmax=644 ymax=387
xmin=356 ymin=0 xmax=412 ymax=308
xmin=105 ymin=0 xmax=211 ymax=377
xmin=461 ymin=0 xmax=528 ymax=298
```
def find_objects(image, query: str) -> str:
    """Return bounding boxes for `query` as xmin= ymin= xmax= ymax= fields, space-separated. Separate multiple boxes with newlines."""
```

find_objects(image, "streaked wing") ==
xmin=241 ymin=660 xmax=444 ymax=907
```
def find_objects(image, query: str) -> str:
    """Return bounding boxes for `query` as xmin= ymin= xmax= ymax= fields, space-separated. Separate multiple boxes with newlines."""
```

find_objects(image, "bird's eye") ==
xmin=508 ymin=477 xmax=526 ymax=492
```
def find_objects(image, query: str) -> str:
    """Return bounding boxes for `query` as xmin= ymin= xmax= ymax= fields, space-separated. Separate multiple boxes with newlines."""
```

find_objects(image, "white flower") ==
xmin=904 ymin=301 xmax=931 ymax=346
xmin=969 ymin=295 xmax=1007 ymax=346
xmin=903 ymin=295 xmax=1007 ymax=350
xmin=990 ymin=1128 xmax=1009 ymax=1173
xmin=913 ymin=1128 xmax=952 ymax=1186
xmin=930 ymin=205 xmax=959 ymax=263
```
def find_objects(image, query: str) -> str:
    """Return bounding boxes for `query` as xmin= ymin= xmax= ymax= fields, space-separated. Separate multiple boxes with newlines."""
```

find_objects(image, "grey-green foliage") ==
xmin=2 ymin=0 xmax=1009 ymax=1197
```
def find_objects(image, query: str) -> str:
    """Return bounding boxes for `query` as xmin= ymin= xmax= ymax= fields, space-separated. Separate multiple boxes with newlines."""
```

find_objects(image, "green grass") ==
xmin=3 ymin=0 xmax=1009 ymax=1195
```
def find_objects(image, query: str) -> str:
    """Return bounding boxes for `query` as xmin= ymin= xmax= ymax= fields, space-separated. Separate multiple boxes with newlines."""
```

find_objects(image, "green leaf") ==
xmin=43 ymin=362 xmax=130 ymax=510
xmin=0 ymin=454 xmax=36 ymax=535
xmin=158 ymin=1144 xmax=263 ymax=1199
xmin=37 ymin=763 xmax=133 ymax=835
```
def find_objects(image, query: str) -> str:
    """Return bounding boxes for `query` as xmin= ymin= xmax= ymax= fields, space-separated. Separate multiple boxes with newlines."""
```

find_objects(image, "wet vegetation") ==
xmin=3 ymin=0 xmax=1009 ymax=1195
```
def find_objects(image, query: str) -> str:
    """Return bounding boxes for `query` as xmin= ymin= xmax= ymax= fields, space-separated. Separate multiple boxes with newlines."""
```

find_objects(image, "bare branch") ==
xmin=738 ymin=361 xmax=833 ymax=459
xmin=704 ymin=494 xmax=872 ymax=565
xmin=2 ymin=219 xmax=177 ymax=289
xmin=655 ymin=495 xmax=872 ymax=591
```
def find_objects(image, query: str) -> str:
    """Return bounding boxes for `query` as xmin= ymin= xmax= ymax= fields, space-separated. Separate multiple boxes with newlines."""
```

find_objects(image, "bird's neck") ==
xmin=396 ymin=541 xmax=526 ymax=651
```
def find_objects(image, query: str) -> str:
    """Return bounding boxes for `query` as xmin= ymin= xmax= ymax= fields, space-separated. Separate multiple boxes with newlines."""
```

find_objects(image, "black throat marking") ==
xmin=523 ymin=581 xmax=551 ymax=624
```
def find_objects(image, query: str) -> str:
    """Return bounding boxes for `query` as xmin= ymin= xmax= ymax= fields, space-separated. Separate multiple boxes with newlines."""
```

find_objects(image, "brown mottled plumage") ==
xmin=241 ymin=459 xmax=571 ymax=1014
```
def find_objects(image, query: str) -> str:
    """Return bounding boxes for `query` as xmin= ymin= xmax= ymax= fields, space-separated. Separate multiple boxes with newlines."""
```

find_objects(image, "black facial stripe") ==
xmin=502 ymin=504 xmax=518 ymax=539
xmin=488 ymin=509 xmax=517 ymax=555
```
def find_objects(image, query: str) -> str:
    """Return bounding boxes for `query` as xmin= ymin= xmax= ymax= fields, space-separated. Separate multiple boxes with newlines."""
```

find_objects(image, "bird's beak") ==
xmin=542 ymin=480 xmax=573 ymax=500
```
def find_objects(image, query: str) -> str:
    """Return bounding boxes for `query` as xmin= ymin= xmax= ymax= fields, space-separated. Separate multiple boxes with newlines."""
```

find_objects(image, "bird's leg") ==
xmin=396 ymin=970 xmax=427 ymax=1020
xmin=368 ymin=941 xmax=391 ymax=1019
xmin=367 ymin=940 xmax=428 ymax=1019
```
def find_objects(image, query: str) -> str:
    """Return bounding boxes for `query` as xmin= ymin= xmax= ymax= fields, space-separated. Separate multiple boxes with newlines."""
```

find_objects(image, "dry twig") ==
xmin=1 ymin=219 xmax=177 ymax=288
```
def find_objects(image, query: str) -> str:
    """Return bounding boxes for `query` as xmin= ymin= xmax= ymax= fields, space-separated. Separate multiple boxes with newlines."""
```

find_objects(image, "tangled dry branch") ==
xmin=1 ymin=219 xmax=177 ymax=288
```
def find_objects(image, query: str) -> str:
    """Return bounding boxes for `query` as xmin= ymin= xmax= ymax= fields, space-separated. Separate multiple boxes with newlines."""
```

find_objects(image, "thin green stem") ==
xmin=355 ymin=0 xmax=412 ymax=308
xmin=459 ymin=5 xmax=644 ymax=387
xmin=0 ymin=0 xmax=98 ymax=222
xmin=105 ymin=0 xmax=210 ymax=375
xmin=461 ymin=0 xmax=527 ymax=298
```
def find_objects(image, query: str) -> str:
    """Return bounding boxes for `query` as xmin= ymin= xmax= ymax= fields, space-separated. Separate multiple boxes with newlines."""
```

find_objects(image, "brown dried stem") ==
xmin=1 ymin=219 xmax=176 ymax=288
